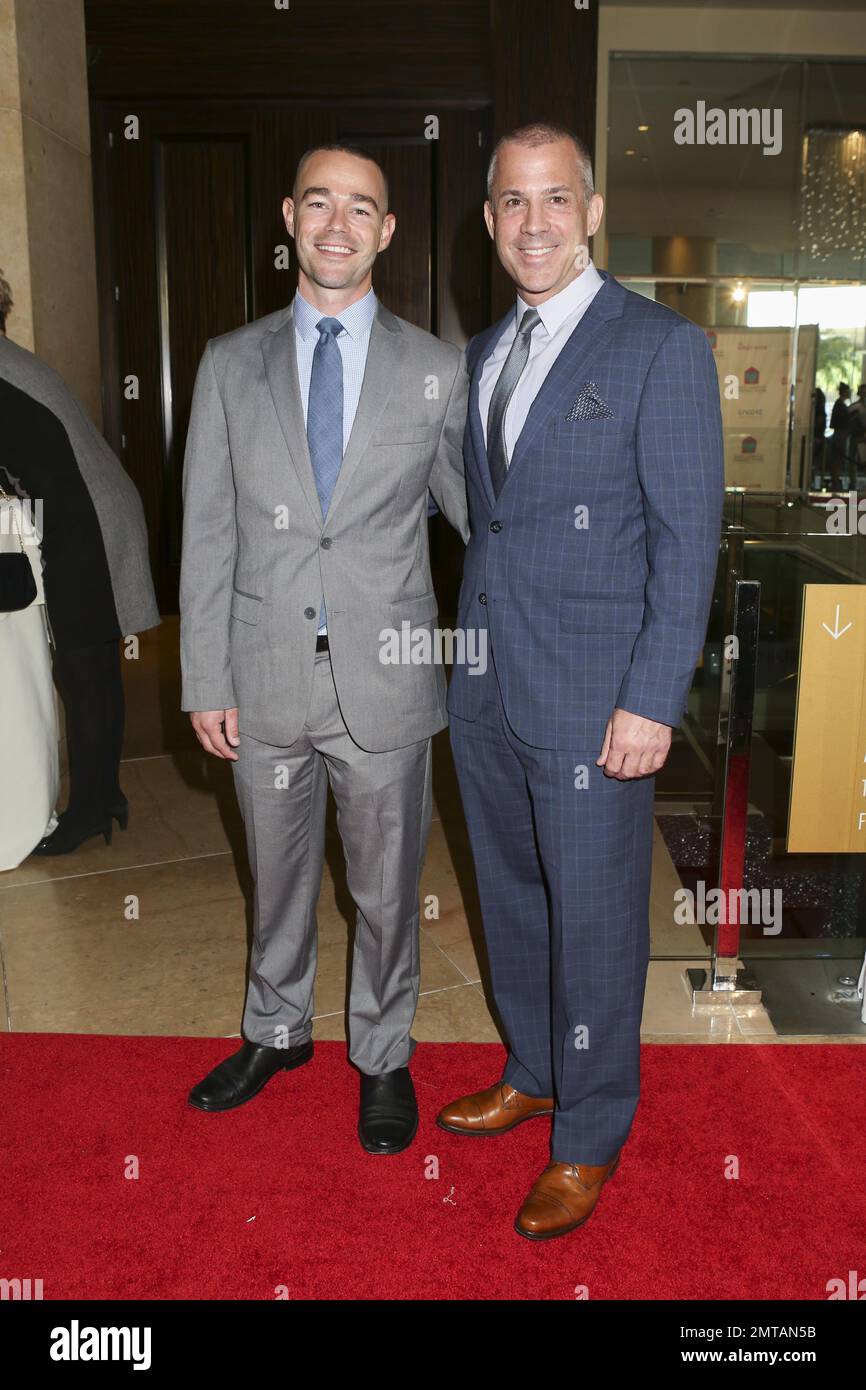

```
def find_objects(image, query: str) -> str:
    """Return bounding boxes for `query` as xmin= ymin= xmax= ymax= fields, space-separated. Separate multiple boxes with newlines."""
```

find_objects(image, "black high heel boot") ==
xmin=31 ymin=809 xmax=114 ymax=856
xmin=46 ymin=638 xmax=127 ymax=857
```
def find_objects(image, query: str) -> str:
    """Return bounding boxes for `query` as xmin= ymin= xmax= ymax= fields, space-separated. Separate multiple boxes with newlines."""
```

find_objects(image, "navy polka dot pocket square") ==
xmin=565 ymin=382 xmax=615 ymax=421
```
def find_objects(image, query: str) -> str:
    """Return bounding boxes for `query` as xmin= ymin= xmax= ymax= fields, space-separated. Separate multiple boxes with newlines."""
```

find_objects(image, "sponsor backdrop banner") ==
xmin=706 ymin=325 xmax=818 ymax=490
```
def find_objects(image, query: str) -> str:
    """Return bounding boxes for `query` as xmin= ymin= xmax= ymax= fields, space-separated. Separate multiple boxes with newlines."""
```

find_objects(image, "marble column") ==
xmin=0 ymin=0 xmax=101 ymax=421
xmin=652 ymin=235 xmax=717 ymax=328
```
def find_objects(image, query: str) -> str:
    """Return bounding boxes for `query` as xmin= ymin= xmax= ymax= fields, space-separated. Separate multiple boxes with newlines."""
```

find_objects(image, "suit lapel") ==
xmin=324 ymin=307 xmax=402 ymax=523
xmin=498 ymin=275 xmax=626 ymax=499
xmin=261 ymin=302 xmax=403 ymax=528
xmin=469 ymin=311 xmax=512 ymax=510
xmin=261 ymin=308 xmax=323 ymax=525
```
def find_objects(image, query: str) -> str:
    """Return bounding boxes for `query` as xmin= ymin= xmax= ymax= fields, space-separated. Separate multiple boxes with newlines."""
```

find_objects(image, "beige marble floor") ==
xmin=1 ymin=620 xmax=863 ymax=1044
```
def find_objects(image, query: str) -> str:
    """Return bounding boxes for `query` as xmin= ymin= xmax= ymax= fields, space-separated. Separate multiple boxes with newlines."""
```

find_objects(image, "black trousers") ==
xmin=52 ymin=638 xmax=125 ymax=817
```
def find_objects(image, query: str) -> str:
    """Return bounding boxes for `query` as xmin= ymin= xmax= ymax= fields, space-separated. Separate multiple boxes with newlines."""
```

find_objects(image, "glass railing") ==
xmin=656 ymin=488 xmax=866 ymax=958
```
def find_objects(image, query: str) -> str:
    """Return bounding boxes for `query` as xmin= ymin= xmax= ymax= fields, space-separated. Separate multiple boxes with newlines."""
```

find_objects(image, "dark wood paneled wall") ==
xmin=489 ymin=0 xmax=600 ymax=315
xmin=85 ymin=0 xmax=492 ymax=102
xmin=159 ymin=137 xmax=251 ymax=563
xmin=85 ymin=0 xmax=597 ymax=607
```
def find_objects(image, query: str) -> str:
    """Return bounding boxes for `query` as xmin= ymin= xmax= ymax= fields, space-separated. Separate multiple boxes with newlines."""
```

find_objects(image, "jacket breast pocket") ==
xmin=390 ymin=590 xmax=438 ymax=624
xmin=230 ymin=589 xmax=263 ymax=625
xmin=554 ymin=416 xmax=624 ymax=443
xmin=559 ymin=596 xmax=644 ymax=635
xmin=373 ymin=426 xmax=435 ymax=447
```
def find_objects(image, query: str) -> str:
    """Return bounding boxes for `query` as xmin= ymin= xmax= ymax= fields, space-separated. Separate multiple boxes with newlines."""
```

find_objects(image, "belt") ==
xmin=316 ymin=633 xmax=329 ymax=653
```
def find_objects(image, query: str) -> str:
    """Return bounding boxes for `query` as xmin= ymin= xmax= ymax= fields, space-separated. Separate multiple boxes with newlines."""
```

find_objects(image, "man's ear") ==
xmin=483 ymin=201 xmax=496 ymax=241
xmin=586 ymin=193 xmax=604 ymax=239
xmin=283 ymin=196 xmax=295 ymax=237
xmin=379 ymin=211 xmax=397 ymax=250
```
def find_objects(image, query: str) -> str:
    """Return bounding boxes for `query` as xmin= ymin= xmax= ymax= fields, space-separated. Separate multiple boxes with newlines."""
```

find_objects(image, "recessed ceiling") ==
xmin=606 ymin=54 xmax=866 ymax=263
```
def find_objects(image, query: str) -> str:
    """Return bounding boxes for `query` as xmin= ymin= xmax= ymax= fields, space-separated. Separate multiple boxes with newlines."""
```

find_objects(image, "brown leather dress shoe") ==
xmin=436 ymin=1081 xmax=554 ymax=1136
xmin=514 ymin=1154 xmax=621 ymax=1240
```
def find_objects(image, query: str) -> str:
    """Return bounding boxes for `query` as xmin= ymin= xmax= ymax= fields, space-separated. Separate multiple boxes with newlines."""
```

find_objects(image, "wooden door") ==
xmin=92 ymin=103 xmax=490 ymax=608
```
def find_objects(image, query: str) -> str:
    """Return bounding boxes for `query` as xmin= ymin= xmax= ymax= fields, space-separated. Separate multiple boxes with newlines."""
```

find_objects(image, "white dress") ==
xmin=0 ymin=494 xmax=59 ymax=870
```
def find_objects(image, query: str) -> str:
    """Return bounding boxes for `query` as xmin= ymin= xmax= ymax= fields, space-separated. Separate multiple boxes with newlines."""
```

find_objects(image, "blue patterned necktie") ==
xmin=307 ymin=317 xmax=345 ymax=516
xmin=306 ymin=316 xmax=344 ymax=629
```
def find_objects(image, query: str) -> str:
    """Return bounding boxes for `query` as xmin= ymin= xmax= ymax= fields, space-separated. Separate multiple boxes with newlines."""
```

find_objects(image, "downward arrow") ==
xmin=821 ymin=604 xmax=853 ymax=640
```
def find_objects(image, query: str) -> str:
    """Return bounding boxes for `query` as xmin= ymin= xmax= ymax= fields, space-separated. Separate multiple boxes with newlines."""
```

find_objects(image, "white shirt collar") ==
xmin=516 ymin=260 xmax=604 ymax=338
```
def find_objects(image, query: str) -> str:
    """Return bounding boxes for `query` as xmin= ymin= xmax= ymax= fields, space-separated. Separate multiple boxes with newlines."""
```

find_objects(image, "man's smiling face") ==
xmin=283 ymin=149 xmax=395 ymax=301
xmin=485 ymin=138 xmax=604 ymax=305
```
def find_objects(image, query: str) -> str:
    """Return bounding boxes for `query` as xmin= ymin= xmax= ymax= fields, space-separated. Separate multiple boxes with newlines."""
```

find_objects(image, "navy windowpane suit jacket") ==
xmin=448 ymin=269 xmax=725 ymax=749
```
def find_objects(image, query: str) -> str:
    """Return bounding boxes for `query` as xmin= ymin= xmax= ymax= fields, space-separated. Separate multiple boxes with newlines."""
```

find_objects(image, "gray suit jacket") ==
xmin=0 ymin=335 xmax=160 ymax=639
xmin=179 ymin=300 xmax=469 ymax=751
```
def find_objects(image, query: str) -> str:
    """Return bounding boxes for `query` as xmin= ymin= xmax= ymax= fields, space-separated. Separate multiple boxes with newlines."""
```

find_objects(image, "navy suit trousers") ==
xmin=450 ymin=667 xmax=656 ymax=1164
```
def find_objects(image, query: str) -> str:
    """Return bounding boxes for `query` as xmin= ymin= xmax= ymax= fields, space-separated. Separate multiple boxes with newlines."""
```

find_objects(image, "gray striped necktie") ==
xmin=307 ymin=316 xmax=344 ymax=628
xmin=486 ymin=306 xmax=541 ymax=498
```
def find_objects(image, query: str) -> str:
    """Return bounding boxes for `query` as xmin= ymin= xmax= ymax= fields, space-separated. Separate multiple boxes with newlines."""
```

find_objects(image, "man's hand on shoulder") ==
xmin=191 ymin=708 xmax=240 ymax=761
xmin=596 ymin=707 xmax=672 ymax=780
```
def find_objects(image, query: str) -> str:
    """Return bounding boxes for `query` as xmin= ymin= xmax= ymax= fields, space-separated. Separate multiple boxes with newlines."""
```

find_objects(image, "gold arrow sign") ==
xmin=788 ymin=584 xmax=866 ymax=853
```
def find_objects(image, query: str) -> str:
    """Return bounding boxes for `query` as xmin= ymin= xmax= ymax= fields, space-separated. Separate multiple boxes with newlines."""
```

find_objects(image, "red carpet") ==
xmin=1 ymin=1035 xmax=864 ymax=1300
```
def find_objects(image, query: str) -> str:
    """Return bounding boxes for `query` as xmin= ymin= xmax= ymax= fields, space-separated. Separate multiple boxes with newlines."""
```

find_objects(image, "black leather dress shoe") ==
xmin=358 ymin=1067 xmax=418 ymax=1154
xmin=188 ymin=1039 xmax=313 ymax=1112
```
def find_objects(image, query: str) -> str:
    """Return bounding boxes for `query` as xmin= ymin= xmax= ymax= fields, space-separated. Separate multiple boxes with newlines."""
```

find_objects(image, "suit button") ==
xmin=304 ymin=607 xmax=316 ymax=619
xmin=489 ymin=520 xmax=502 ymax=533
xmin=479 ymin=593 xmax=487 ymax=605
xmin=320 ymin=537 xmax=332 ymax=549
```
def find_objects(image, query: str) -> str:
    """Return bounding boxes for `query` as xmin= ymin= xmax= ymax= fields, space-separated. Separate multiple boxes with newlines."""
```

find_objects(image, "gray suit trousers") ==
xmin=232 ymin=649 xmax=432 ymax=1074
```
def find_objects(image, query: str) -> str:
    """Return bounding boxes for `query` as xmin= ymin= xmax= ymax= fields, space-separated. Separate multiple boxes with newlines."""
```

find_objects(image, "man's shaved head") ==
xmin=293 ymin=144 xmax=389 ymax=213
xmin=487 ymin=123 xmax=594 ymax=205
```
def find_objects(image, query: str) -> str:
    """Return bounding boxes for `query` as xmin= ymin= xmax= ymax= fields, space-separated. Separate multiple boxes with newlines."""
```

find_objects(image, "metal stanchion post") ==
xmin=689 ymin=577 xmax=763 ymax=1004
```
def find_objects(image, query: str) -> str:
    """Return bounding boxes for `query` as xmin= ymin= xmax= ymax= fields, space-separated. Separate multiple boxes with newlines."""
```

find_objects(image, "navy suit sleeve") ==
xmin=616 ymin=320 xmax=724 ymax=728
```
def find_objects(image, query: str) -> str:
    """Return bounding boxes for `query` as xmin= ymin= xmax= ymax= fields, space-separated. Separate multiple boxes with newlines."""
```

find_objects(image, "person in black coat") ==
xmin=828 ymin=382 xmax=852 ymax=489
xmin=0 ymin=329 xmax=160 ymax=854
xmin=812 ymin=385 xmax=826 ymax=485
xmin=1 ymin=378 xmax=127 ymax=852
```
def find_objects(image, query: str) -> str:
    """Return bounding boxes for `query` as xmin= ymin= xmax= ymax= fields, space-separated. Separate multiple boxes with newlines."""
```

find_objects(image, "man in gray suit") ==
xmin=180 ymin=146 xmax=469 ymax=1154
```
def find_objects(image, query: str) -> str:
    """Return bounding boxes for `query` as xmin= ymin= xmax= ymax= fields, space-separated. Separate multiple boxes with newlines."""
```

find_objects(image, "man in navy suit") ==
xmin=438 ymin=123 xmax=724 ymax=1240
